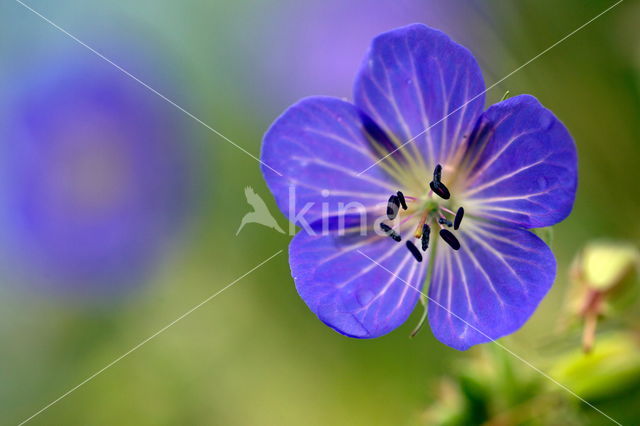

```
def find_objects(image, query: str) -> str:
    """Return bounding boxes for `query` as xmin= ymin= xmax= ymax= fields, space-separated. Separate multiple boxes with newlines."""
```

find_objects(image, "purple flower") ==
xmin=261 ymin=24 xmax=577 ymax=350
xmin=0 ymin=51 xmax=192 ymax=299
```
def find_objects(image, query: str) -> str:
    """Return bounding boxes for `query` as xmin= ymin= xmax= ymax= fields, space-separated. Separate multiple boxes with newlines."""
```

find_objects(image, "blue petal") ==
xmin=353 ymin=23 xmax=486 ymax=172
xmin=261 ymin=96 xmax=401 ymax=230
xmin=461 ymin=95 xmax=578 ymax=228
xmin=290 ymin=228 xmax=427 ymax=338
xmin=427 ymin=220 xmax=555 ymax=350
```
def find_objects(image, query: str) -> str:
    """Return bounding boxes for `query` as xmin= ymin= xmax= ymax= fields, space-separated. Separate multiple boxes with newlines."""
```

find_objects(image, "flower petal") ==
xmin=261 ymin=96 xmax=401 ymax=230
xmin=290 ymin=228 xmax=427 ymax=338
xmin=427 ymin=220 xmax=555 ymax=350
xmin=353 ymin=23 xmax=486 ymax=172
xmin=461 ymin=95 xmax=577 ymax=228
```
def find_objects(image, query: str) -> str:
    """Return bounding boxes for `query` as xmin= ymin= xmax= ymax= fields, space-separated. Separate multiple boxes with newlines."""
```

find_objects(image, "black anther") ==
xmin=453 ymin=207 xmax=465 ymax=230
xmin=429 ymin=181 xmax=450 ymax=200
xmin=421 ymin=224 xmax=430 ymax=251
xmin=438 ymin=218 xmax=453 ymax=227
xmin=406 ymin=240 xmax=423 ymax=262
xmin=387 ymin=195 xmax=400 ymax=220
xmin=380 ymin=223 xmax=401 ymax=242
xmin=396 ymin=191 xmax=408 ymax=210
xmin=439 ymin=229 xmax=461 ymax=251
xmin=433 ymin=164 xmax=442 ymax=183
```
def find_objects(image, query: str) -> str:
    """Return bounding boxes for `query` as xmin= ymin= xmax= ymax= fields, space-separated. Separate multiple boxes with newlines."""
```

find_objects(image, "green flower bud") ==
xmin=579 ymin=241 xmax=639 ymax=291
xmin=565 ymin=241 xmax=639 ymax=352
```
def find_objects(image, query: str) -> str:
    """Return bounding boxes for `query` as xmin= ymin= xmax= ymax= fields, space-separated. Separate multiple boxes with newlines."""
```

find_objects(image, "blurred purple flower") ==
xmin=252 ymin=0 xmax=499 ymax=108
xmin=0 ymin=51 xmax=193 ymax=299
xmin=261 ymin=25 xmax=577 ymax=350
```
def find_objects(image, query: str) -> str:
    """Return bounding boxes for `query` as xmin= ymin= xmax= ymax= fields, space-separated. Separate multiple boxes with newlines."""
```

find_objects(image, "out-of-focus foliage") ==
xmin=422 ymin=347 xmax=585 ymax=425
xmin=550 ymin=332 xmax=640 ymax=401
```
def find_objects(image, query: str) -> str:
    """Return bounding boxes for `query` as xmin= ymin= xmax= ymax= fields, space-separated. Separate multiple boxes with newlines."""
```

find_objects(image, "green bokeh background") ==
xmin=0 ymin=0 xmax=638 ymax=424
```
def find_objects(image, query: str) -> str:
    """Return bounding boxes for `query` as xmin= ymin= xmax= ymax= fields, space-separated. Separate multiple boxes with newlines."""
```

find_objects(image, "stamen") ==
xmin=380 ymin=223 xmax=402 ymax=242
xmin=439 ymin=206 xmax=455 ymax=215
xmin=430 ymin=164 xmax=450 ymax=199
xmin=387 ymin=195 xmax=400 ymax=220
xmin=406 ymin=240 xmax=423 ymax=262
xmin=421 ymin=224 xmax=430 ymax=251
xmin=438 ymin=217 xmax=453 ymax=227
xmin=429 ymin=181 xmax=450 ymax=200
xmin=414 ymin=210 xmax=430 ymax=238
xmin=399 ymin=211 xmax=418 ymax=226
xmin=433 ymin=164 xmax=442 ymax=183
xmin=453 ymin=207 xmax=465 ymax=230
xmin=396 ymin=191 xmax=408 ymax=210
xmin=439 ymin=229 xmax=461 ymax=251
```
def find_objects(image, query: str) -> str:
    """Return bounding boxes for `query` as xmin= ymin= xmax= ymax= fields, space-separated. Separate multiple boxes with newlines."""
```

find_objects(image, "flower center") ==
xmin=380 ymin=164 xmax=465 ymax=262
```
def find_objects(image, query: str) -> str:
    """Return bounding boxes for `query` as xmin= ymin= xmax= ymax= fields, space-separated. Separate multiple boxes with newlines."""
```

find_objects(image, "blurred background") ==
xmin=0 ymin=0 xmax=638 ymax=424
